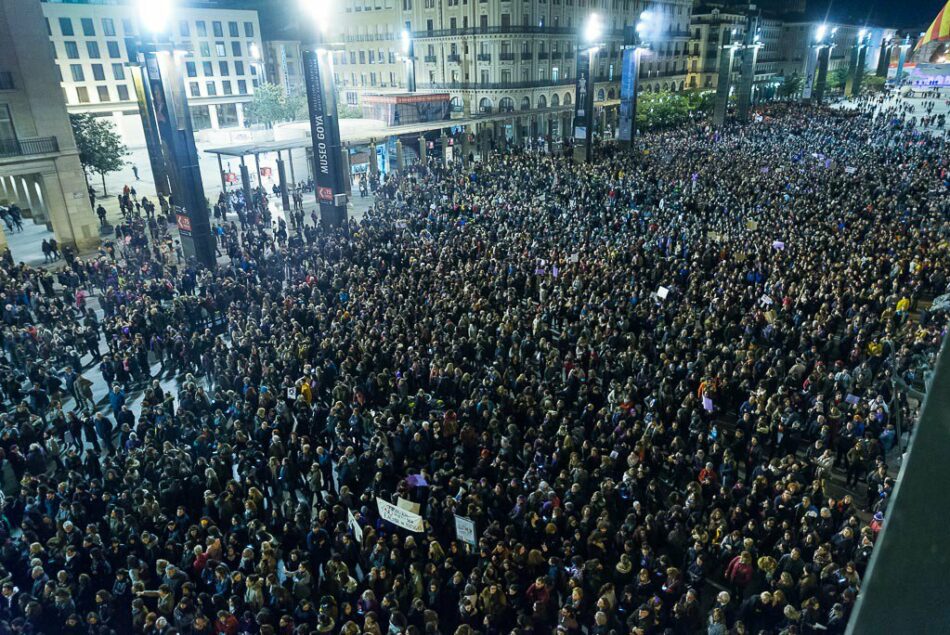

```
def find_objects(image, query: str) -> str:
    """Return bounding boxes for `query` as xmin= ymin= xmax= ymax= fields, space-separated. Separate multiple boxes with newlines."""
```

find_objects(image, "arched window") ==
xmin=479 ymin=97 xmax=493 ymax=113
xmin=597 ymin=88 xmax=606 ymax=101
xmin=607 ymin=88 xmax=615 ymax=99
xmin=450 ymin=96 xmax=463 ymax=113
xmin=563 ymin=92 xmax=572 ymax=105
xmin=551 ymin=94 xmax=560 ymax=107
xmin=499 ymin=97 xmax=514 ymax=112
xmin=520 ymin=95 xmax=531 ymax=110
xmin=538 ymin=94 xmax=547 ymax=108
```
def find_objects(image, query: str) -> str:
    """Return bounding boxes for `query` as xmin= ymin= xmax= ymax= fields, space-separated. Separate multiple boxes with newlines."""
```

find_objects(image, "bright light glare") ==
xmin=636 ymin=22 xmax=646 ymax=33
xmin=584 ymin=13 xmax=602 ymax=44
xmin=401 ymin=29 xmax=411 ymax=54
xmin=858 ymin=28 xmax=867 ymax=40
xmin=138 ymin=0 xmax=172 ymax=33
xmin=250 ymin=42 xmax=261 ymax=60
xmin=816 ymin=24 xmax=827 ymax=42
xmin=298 ymin=0 xmax=331 ymax=33
xmin=640 ymin=10 xmax=653 ymax=22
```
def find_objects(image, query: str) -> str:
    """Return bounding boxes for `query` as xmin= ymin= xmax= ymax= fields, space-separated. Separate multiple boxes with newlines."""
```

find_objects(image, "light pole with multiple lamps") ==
xmin=736 ymin=16 xmax=762 ymax=122
xmin=809 ymin=25 xmax=836 ymax=104
xmin=845 ymin=29 xmax=871 ymax=97
xmin=132 ymin=0 xmax=215 ymax=267
xmin=298 ymin=0 xmax=348 ymax=228
xmin=573 ymin=13 xmax=602 ymax=163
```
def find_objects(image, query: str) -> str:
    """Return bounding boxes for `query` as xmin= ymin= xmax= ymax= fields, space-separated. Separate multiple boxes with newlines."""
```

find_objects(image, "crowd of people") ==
xmin=0 ymin=99 xmax=946 ymax=635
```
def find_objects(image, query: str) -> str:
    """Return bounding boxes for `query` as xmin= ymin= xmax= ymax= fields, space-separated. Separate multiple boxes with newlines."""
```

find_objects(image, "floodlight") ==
xmin=138 ymin=0 xmax=172 ymax=34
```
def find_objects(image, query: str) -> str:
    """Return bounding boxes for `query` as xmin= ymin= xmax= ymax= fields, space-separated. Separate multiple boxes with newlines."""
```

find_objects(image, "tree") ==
xmin=70 ymin=113 xmax=129 ymax=195
xmin=828 ymin=67 xmax=849 ymax=91
xmin=246 ymin=83 xmax=306 ymax=128
xmin=636 ymin=91 xmax=698 ymax=131
xmin=778 ymin=73 xmax=803 ymax=99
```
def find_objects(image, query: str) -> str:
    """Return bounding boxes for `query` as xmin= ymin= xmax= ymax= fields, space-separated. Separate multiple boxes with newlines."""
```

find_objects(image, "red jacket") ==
xmin=725 ymin=556 xmax=754 ymax=587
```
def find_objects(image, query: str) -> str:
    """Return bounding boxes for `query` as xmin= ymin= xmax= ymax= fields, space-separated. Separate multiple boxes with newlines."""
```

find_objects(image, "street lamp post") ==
xmin=736 ymin=15 xmax=762 ymax=122
xmin=401 ymin=30 xmax=416 ymax=93
xmin=812 ymin=25 xmax=836 ymax=104
xmin=713 ymin=28 xmax=741 ymax=127
xmin=134 ymin=0 xmax=215 ymax=267
xmin=895 ymin=35 xmax=911 ymax=86
xmin=299 ymin=0 xmax=348 ymax=229
xmin=618 ymin=12 xmax=653 ymax=148
xmin=845 ymin=29 xmax=871 ymax=97
xmin=573 ymin=13 xmax=602 ymax=163
xmin=876 ymin=37 xmax=893 ymax=78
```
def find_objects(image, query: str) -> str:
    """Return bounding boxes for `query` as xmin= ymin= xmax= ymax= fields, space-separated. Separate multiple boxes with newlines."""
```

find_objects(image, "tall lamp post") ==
xmin=401 ymin=30 xmax=416 ymax=93
xmin=876 ymin=37 xmax=893 ymax=78
xmin=713 ymin=28 xmax=741 ymax=127
xmin=845 ymin=29 xmax=870 ymax=98
xmin=134 ymin=0 xmax=215 ymax=267
xmin=894 ymin=35 xmax=911 ymax=86
xmin=736 ymin=16 xmax=762 ymax=122
xmin=299 ymin=0 xmax=348 ymax=228
xmin=812 ymin=25 xmax=836 ymax=104
xmin=573 ymin=13 xmax=602 ymax=163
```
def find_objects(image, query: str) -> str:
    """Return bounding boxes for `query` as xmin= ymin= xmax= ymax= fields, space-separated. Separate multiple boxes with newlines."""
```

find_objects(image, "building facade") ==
xmin=41 ymin=0 xmax=264 ymax=147
xmin=263 ymin=40 xmax=305 ymax=98
xmin=776 ymin=22 xmax=897 ymax=86
xmin=323 ymin=0 xmax=693 ymax=143
xmin=686 ymin=4 xmax=782 ymax=98
xmin=0 ymin=0 xmax=99 ymax=251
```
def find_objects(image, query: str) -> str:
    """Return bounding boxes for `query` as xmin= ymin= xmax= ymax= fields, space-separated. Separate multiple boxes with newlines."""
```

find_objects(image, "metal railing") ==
xmin=413 ymin=25 xmax=630 ymax=39
xmin=476 ymin=53 xmax=491 ymax=62
xmin=538 ymin=52 xmax=550 ymax=60
xmin=499 ymin=52 xmax=515 ymax=61
xmin=424 ymin=55 xmax=437 ymax=63
xmin=521 ymin=52 xmax=533 ymax=61
xmin=447 ymin=53 xmax=461 ymax=63
xmin=0 ymin=136 xmax=59 ymax=158
xmin=424 ymin=78 xmax=575 ymax=90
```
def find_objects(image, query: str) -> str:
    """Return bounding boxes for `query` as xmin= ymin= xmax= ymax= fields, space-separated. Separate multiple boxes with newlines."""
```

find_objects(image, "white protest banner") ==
xmin=570 ymin=253 xmax=580 ymax=263
xmin=760 ymin=294 xmax=774 ymax=306
xmin=287 ymin=387 xmax=297 ymax=399
xmin=377 ymin=497 xmax=424 ymax=532
xmin=656 ymin=286 xmax=670 ymax=300
xmin=348 ymin=508 xmax=363 ymax=543
xmin=844 ymin=166 xmax=856 ymax=174
xmin=772 ymin=241 xmax=785 ymax=251
xmin=455 ymin=514 xmax=477 ymax=546
xmin=397 ymin=497 xmax=421 ymax=514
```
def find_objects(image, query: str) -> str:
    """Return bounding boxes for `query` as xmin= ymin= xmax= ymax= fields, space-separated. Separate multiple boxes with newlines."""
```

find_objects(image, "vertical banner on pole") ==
xmin=618 ymin=48 xmax=639 ymax=143
xmin=277 ymin=159 xmax=290 ymax=211
xmin=573 ymin=51 xmax=591 ymax=143
xmin=130 ymin=60 xmax=170 ymax=196
xmin=814 ymin=47 xmax=830 ymax=104
xmin=802 ymin=47 xmax=818 ymax=100
xmin=302 ymin=48 xmax=346 ymax=227
xmin=713 ymin=47 xmax=734 ymax=127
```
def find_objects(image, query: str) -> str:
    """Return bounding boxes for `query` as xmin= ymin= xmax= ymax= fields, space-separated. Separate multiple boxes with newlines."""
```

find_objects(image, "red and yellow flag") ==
xmin=918 ymin=0 xmax=950 ymax=49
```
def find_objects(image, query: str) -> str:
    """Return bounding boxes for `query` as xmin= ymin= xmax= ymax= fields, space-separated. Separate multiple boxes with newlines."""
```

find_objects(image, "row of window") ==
xmin=56 ymin=39 xmax=256 ymax=62
xmin=69 ymin=78 xmax=257 ymax=105
xmin=185 ymin=61 xmax=258 ymax=79
xmin=53 ymin=15 xmax=254 ymax=40
xmin=400 ymin=0 xmax=686 ymax=10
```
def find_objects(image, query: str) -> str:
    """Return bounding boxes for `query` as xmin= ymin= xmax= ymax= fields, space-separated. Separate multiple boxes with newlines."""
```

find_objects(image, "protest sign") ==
xmin=397 ymin=497 xmax=421 ymax=514
xmin=348 ymin=508 xmax=363 ymax=543
xmin=377 ymin=497 xmax=424 ymax=532
xmin=657 ymin=286 xmax=670 ymax=300
xmin=455 ymin=514 xmax=477 ymax=546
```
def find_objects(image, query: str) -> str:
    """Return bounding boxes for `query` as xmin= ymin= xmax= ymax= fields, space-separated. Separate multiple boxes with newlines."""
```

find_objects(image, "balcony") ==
xmin=538 ymin=51 xmax=549 ymax=60
xmin=424 ymin=55 xmax=437 ymax=63
xmin=551 ymin=52 xmax=563 ymax=60
xmin=476 ymin=53 xmax=491 ymax=62
xmin=426 ymin=78 xmax=575 ymax=91
xmin=447 ymin=53 xmax=461 ymax=63
xmin=499 ymin=52 xmax=515 ymax=61
xmin=0 ymin=136 xmax=59 ymax=159
xmin=521 ymin=52 xmax=533 ymax=61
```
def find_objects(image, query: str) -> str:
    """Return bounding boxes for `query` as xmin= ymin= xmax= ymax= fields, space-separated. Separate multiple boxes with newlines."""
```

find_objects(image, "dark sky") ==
xmin=807 ymin=0 xmax=944 ymax=29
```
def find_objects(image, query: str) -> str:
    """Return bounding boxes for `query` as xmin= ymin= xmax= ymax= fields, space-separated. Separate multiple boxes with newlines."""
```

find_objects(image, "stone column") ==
xmin=418 ymin=136 xmax=427 ymax=163
xmin=40 ymin=158 xmax=99 ymax=251
xmin=368 ymin=142 xmax=379 ymax=181
xmin=460 ymin=131 xmax=471 ymax=165
xmin=26 ymin=175 xmax=49 ymax=224
xmin=341 ymin=145 xmax=353 ymax=196
xmin=208 ymin=104 xmax=220 ymax=129
xmin=394 ymin=139 xmax=404 ymax=171
xmin=439 ymin=132 xmax=449 ymax=166
xmin=236 ymin=102 xmax=246 ymax=128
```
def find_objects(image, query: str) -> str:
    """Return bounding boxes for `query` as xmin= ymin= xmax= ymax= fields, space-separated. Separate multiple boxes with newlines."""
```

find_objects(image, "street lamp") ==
xmin=401 ymin=29 xmax=416 ymax=92
xmin=573 ymin=13 xmax=602 ymax=162
xmin=805 ymin=23 xmax=836 ymax=103
xmin=298 ymin=0 xmax=348 ymax=228
xmin=131 ymin=0 xmax=216 ymax=267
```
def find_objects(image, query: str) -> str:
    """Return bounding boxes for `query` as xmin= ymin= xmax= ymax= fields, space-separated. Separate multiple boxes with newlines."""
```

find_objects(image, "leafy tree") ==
xmin=828 ymin=67 xmax=850 ymax=90
xmin=70 ymin=113 xmax=129 ymax=195
xmin=864 ymin=74 xmax=886 ymax=91
xmin=636 ymin=91 xmax=697 ymax=131
xmin=246 ymin=83 xmax=308 ymax=128
xmin=778 ymin=73 xmax=803 ymax=99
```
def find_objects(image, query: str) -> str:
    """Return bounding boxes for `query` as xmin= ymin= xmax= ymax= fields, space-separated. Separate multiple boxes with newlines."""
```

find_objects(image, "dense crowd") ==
xmin=0 ymin=101 xmax=946 ymax=635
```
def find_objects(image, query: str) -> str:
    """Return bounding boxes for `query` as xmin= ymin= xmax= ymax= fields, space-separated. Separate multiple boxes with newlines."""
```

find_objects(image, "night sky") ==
xmin=792 ymin=0 xmax=942 ymax=29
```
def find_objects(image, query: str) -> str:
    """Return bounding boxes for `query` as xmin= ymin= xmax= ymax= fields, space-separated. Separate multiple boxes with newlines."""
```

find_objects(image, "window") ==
xmin=203 ymin=61 xmax=213 ymax=76
xmin=368 ymin=50 xmax=375 ymax=63
xmin=70 ymin=64 xmax=85 ymax=82
xmin=186 ymin=61 xmax=197 ymax=77
xmin=59 ymin=17 xmax=74 ymax=36
xmin=231 ymin=41 xmax=242 ymax=57
xmin=64 ymin=41 xmax=80 ymax=59
xmin=196 ymin=21 xmax=207 ymax=37
xmin=97 ymin=85 xmax=110 ymax=102
xmin=91 ymin=64 xmax=105 ymax=81
xmin=212 ymin=21 xmax=223 ymax=37
xmin=81 ymin=18 xmax=95 ymax=36
xmin=200 ymin=42 xmax=211 ymax=57
xmin=179 ymin=20 xmax=190 ymax=37
xmin=0 ymin=72 xmax=13 ymax=90
xmin=87 ymin=42 xmax=101 ymax=59
xmin=102 ymin=18 xmax=116 ymax=36
xmin=206 ymin=81 xmax=217 ymax=95
xmin=222 ymin=80 xmax=232 ymax=95
xmin=112 ymin=63 xmax=125 ymax=80
xmin=234 ymin=61 xmax=244 ymax=75
xmin=107 ymin=41 xmax=121 ymax=58
xmin=117 ymin=85 xmax=129 ymax=101
xmin=228 ymin=22 xmax=239 ymax=37
xmin=244 ymin=22 xmax=254 ymax=37
xmin=238 ymin=79 xmax=248 ymax=94
xmin=190 ymin=82 xmax=201 ymax=97
xmin=76 ymin=86 xmax=89 ymax=103
xmin=122 ymin=18 xmax=134 ymax=35
xmin=219 ymin=61 xmax=229 ymax=76
xmin=215 ymin=42 xmax=226 ymax=56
